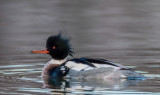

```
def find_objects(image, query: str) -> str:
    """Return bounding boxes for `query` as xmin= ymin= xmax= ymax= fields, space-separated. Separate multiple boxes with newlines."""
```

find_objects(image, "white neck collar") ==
xmin=49 ymin=58 xmax=67 ymax=64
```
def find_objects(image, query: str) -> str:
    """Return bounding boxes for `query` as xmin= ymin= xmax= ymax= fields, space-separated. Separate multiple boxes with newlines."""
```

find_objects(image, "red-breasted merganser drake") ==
xmin=32 ymin=33 xmax=144 ymax=79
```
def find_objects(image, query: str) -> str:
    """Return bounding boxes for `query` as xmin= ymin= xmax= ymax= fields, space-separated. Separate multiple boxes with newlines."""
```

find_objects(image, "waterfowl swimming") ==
xmin=32 ymin=33 xmax=144 ymax=79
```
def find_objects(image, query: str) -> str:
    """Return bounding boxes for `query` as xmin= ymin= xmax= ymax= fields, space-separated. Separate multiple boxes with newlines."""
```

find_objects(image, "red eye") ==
xmin=52 ymin=46 xmax=56 ymax=49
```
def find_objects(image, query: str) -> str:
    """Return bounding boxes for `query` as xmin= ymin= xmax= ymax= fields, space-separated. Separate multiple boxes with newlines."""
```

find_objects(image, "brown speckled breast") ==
xmin=42 ymin=64 xmax=60 ymax=77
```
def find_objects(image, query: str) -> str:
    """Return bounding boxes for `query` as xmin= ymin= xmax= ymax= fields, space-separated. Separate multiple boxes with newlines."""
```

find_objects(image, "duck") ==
xmin=32 ymin=33 xmax=144 ymax=79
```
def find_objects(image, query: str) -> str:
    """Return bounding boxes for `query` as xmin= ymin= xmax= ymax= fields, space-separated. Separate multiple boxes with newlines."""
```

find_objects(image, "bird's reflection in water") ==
xmin=42 ymin=77 xmax=143 ymax=92
xmin=43 ymin=77 xmax=69 ymax=89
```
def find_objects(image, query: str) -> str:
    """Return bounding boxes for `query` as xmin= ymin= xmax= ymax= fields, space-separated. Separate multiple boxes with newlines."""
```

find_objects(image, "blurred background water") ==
xmin=0 ymin=0 xmax=160 ymax=95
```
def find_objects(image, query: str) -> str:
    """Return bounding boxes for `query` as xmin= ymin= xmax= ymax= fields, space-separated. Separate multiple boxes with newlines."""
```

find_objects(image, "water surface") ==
xmin=0 ymin=0 xmax=160 ymax=94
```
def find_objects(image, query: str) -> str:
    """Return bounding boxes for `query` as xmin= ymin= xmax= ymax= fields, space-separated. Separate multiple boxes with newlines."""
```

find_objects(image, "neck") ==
xmin=49 ymin=58 xmax=67 ymax=65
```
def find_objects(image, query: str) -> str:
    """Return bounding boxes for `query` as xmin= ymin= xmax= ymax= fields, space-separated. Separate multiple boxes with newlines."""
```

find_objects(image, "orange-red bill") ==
xmin=32 ymin=49 xmax=49 ymax=54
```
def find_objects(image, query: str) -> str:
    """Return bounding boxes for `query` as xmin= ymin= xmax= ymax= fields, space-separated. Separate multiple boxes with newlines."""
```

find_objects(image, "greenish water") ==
xmin=0 ymin=0 xmax=160 ymax=94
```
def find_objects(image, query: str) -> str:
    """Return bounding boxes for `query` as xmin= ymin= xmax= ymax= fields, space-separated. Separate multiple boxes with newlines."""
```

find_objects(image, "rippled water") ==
xmin=0 ymin=0 xmax=160 ymax=95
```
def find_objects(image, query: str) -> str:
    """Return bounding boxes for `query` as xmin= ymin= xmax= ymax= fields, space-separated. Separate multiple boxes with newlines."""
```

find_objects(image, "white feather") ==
xmin=65 ymin=61 xmax=95 ymax=71
xmin=65 ymin=60 xmax=121 ymax=71
xmin=49 ymin=58 xmax=67 ymax=64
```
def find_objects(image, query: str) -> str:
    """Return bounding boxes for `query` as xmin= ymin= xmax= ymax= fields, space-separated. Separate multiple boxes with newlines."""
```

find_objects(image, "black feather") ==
xmin=81 ymin=57 xmax=120 ymax=67
xmin=46 ymin=33 xmax=74 ymax=60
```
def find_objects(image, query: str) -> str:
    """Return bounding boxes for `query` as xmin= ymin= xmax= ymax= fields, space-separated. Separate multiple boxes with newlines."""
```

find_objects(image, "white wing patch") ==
xmin=65 ymin=61 xmax=95 ymax=71
xmin=64 ymin=60 xmax=121 ymax=71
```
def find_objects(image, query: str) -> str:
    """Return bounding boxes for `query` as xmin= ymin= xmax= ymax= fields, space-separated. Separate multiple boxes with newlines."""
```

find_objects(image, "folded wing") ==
xmin=63 ymin=57 xmax=126 ymax=71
